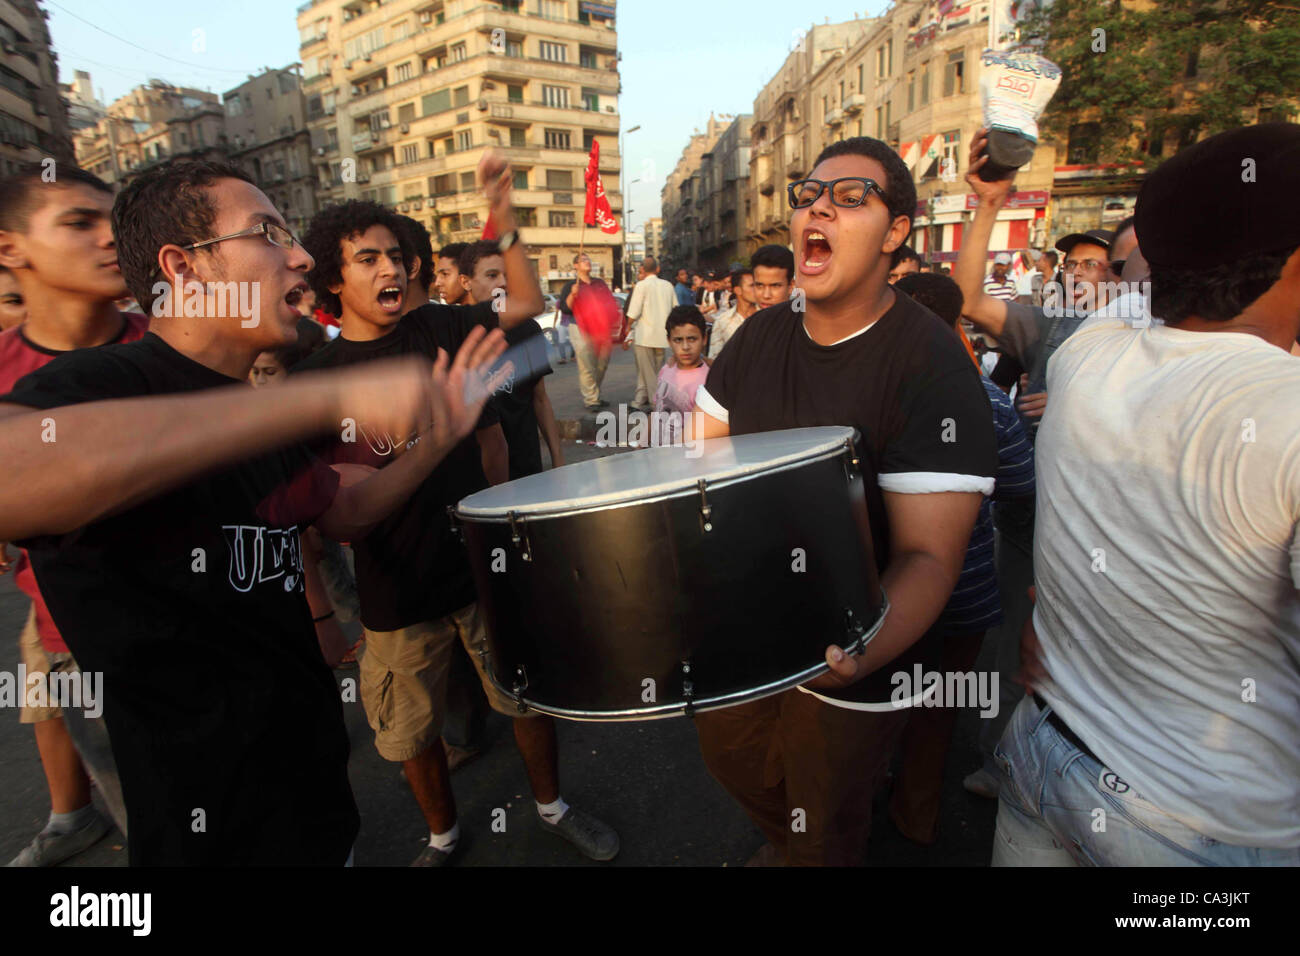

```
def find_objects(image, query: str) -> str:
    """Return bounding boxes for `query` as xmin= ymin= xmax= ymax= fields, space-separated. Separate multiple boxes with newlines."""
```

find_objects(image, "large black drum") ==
xmin=453 ymin=426 xmax=891 ymax=720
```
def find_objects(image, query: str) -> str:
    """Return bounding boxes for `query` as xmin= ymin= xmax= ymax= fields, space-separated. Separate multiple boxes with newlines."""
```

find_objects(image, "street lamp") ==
xmin=619 ymin=124 xmax=641 ymax=289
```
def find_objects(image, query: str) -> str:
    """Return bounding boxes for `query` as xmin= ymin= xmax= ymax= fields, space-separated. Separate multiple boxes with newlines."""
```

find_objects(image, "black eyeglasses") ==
xmin=787 ymin=177 xmax=887 ymax=210
xmin=183 ymin=220 xmax=299 ymax=251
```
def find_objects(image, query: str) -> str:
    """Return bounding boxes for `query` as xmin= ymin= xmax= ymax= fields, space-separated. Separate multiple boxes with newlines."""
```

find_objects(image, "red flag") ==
xmin=481 ymin=211 xmax=498 ymax=240
xmin=583 ymin=141 xmax=620 ymax=235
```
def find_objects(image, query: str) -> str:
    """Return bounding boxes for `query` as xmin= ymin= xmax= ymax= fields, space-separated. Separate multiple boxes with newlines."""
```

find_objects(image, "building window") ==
xmin=540 ymin=41 xmax=568 ymax=62
xmin=443 ymin=136 xmax=455 ymax=155
xmin=450 ymin=42 xmax=467 ymax=63
xmin=506 ymin=40 xmax=523 ymax=58
xmin=395 ymin=62 xmax=413 ymax=83
xmin=857 ymin=63 xmax=864 ymax=94
xmin=513 ymin=169 xmax=528 ymax=189
xmin=582 ymin=91 xmax=599 ymax=112
xmin=456 ymin=130 xmax=473 ymax=151
xmin=392 ymin=19 xmax=409 ymax=42
xmin=875 ymin=106 xmax=883 ymax=138
xmin=516 ymin=208 xmax=537 ymax=227
xmin=1068 ymin=123 xmax=1101 ymax=164
xmin=542 ymin=85 xmax=570 ymax=109
xmin=423 ymin=89 xmax=451 ymax=114
xmin=943 ymin=50 xmax=965 ymax=97
xmin=549 ymin=210 xmax=576 ymax=228
xmin=907 ymin=71 xmax=915 ymax=113
xmin=580 ymin=49 xmax=597 ymax=69
xmin=545 ymin=169 xmax=573 ymax=190
xmin=544 ymin=128 xmax=571 ymax=149
xmin=398 ymin=103 xmax=416 ymax=125
xmin=507 ymin=84 xmax=524 ymax=104
xmin=460 ymin=171 xmax=476 ymax=192
xmin=453 ymin=86 xmax=470 ymax=107
xmin=369 ymin=110 xmax=391 ymax=133
xmin=549 ymin=254 xmax=559 ymax=270
xmin=433 ymin=173 xmax=453 ymax=196
xmin=920 ymin=61 xmax=931 ymax=105
xmin=941 ymin=129 xmax=960 ymax=173
xmin=540 ymin=0 xmax=566 ymax=21
xmin=402 ymin=144 xmax=419 ymax=164
xmin=509 ymin=127 xmax=527 ymax=147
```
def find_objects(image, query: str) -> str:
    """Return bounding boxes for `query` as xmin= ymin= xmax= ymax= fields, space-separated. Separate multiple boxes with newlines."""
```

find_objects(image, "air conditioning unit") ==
xmin=399 ymin=202 xmax=409 ymax=212
xmin=477 ymin=98 xmax=488 ymax=111
xmin=325 ymin=107 xmax=335 ymax=115
xmin=420 ymin=11 xmax=433 ymax=23
xmin=363 ymin=54 xmax=372 ymax=62
xmin=400 ymin=123 xmax=410 ymax=133
xmin=605 ymin=106 xmax=615 ymax=113
xmin=317 ymin=147 xmax=325 ymax=155
xmin=412 ymin=199 xmax=423 ymax=209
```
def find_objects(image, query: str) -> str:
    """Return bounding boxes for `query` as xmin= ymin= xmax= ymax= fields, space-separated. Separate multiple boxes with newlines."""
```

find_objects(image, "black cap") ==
xmin=1135 ymin=123 xmax=1300 ymax=270
xmin=1055 ymin=229 xmax=1115 ymax=256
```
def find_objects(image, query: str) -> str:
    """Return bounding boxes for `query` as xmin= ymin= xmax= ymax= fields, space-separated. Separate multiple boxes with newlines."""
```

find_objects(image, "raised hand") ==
xmin=429 ymin=324 xmax=511 ymax=449
xmin=966 ymin=126 xmax=1016 ymax=206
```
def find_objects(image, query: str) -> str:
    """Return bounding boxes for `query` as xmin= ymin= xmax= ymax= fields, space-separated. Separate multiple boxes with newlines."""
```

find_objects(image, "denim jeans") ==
xmin=991 ymin=694 xmax=1300 ymax=866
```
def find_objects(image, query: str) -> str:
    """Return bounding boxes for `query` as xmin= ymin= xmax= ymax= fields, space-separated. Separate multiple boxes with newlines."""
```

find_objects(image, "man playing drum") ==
xmin=691 ymin=137 xmax=999 ymax=866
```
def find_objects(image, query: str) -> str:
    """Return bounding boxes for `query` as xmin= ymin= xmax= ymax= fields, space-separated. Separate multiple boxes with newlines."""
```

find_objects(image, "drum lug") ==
xmin=696 ymin=480 xmax=713 ymax=533
xmin=842 ymin=440 xmax=861 ymax=479
xmin=843 ymin=607 xmax=868 ymax=654
xmin=681 ymin=660 xmax=695 ymax=718
xmin=512 ymin=665 xmax=530 ymax=714
xmin=507 ymin=510 xmax=533 ymax=562
xmin=446 ymin=506 xmax=463 ymax=543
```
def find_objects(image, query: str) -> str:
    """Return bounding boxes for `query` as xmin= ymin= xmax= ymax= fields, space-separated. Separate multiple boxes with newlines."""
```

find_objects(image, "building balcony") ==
xmin=844 ymin=93 xmax=865 ymax=114
xmin=825 ymin=108 xmax=844 ymax=128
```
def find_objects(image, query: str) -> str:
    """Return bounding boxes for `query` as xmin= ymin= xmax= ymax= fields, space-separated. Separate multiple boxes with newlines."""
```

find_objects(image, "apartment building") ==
xmin=73 ymin=82 xmax=227 ymax=186
xmin=297 ymin=0 xmax=623 ymax=292
xmin=658 ymin=112 xmax=729 ymax=270
xmin=223 ymin=67 xmax=318 ymax=237
xmin=0 ymin=0 xmax=73 ymax=175
xmin=747 ymin=17 xmax=876 ymax=251
xmin=802 ymin=1 xmax=1055 ymax=262
xmin=61 ymin=70 xmax=106 ymax=133
xmin=641 ymin=215 xmax=661 ymax=262
xmin=694 ymin=114 xmax=752 ymax=271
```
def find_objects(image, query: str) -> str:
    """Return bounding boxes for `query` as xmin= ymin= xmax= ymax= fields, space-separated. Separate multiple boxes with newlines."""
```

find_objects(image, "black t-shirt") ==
xmin=492 ymin=318 xmax=553 ymax=480
xmin=3 ymin=333 xmax=357 ymax=866
xmin=700 ymin=292 xmax=998 ymax=572
xmin=293 ymin=301 xmax=513 ymax=631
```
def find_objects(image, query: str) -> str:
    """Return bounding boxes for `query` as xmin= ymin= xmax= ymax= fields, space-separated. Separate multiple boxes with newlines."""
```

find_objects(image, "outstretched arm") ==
xmin=0 ymin=356 xmax=434 ymax=542
xmin=953 ymin=128 xmax=1015 ymax=339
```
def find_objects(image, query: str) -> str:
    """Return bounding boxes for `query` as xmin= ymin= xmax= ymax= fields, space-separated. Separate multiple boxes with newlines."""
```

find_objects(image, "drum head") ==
xmin=457 ymin=425 xmax=856 ymax=519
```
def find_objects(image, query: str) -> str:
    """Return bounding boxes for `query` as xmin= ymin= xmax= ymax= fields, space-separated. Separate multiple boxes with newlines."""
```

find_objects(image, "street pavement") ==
xmin=0 ymin=339 xmax=1001 ymax=866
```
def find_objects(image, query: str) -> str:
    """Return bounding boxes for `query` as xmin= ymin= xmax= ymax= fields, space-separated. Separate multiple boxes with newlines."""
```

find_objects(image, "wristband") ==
xmin=498 ymin=229 xmax=519 ymax=252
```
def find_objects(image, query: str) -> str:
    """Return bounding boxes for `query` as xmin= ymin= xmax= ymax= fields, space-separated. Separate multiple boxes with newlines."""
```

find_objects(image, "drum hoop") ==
xmin=457 ymin=441 xmax=855 ymax=524
xmin=485 ymin=589 xmax=891 ymax=721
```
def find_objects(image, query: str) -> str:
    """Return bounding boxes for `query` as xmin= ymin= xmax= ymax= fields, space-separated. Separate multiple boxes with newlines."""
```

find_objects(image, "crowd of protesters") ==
xmin=1 ymin=118 xmax=1297 ymax=869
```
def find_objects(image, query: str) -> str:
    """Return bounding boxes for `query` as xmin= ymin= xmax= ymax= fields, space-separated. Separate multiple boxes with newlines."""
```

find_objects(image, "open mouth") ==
xmin=377 ymin=285 xmax=403 ymax=313
xmin=284 ymin=283 xmax=307 ymax=309
xmin=803 ymin=229 xmax=833 ymax=272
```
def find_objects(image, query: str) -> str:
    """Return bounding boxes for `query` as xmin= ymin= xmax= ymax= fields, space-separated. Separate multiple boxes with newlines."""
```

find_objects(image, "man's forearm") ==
xmin=0 ymin=381 xmax=341 ymax=541
xmin=498 ymin=213 xmax=545 ymax=328
xmin=856 ymin=550 xmax=963 ymax=675
xmin=477 ymin=424 xmax=508 ymax=485
xmin=954 ymin=201 xmax=1007 ymax=336
xmin=533 ymin=381 xmax=563 ymax=467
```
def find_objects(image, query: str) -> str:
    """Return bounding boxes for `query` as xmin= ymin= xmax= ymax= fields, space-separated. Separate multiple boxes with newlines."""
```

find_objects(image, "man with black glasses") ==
xmin=689 ymin=137 xmax=997 ymax=866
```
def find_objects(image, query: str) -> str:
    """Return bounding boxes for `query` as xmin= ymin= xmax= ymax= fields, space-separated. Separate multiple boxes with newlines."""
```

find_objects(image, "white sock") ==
xmin=46 ymin=804 xmax=96 ymax=835
xmin=537 ymin=796 xmax=569 ymax=824
xmin=429 ymin=821 xmax=460 ymax=852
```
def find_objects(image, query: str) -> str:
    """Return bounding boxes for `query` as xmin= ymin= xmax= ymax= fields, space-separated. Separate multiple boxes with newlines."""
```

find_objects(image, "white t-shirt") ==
xmin=1034 ymin=306 xmax=1300 ymax=848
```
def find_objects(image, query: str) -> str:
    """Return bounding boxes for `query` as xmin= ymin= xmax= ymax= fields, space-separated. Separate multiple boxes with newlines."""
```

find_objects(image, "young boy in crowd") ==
xmin=653 ymin=305 xmax=710 ymax=448
xmin=0 ymin=163 xmax=145 ymax=865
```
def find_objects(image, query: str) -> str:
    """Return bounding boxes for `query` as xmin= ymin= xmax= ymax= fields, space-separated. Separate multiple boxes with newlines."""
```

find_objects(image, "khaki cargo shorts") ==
xmin=359 ymin=602 xmax=535 ymax=763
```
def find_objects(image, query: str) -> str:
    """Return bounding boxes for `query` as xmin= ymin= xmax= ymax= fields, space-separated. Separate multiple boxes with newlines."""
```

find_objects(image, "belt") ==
xmin=1032 ymin=693 xmax=1099 ymax=763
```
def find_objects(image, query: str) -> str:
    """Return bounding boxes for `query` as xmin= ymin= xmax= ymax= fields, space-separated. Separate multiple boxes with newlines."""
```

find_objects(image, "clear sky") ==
xmin=46 ymin=0 xmax=892 ymax=232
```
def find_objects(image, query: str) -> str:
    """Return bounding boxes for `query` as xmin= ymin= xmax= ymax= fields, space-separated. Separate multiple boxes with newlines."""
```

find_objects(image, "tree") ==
xmin=1019 ymin=0 xmax=1300 ymax=165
